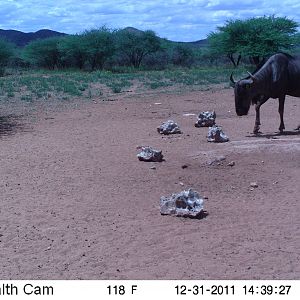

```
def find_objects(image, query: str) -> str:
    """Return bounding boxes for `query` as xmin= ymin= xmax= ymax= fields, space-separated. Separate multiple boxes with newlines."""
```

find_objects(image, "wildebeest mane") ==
xmin=248 ymin=53 xmax=295 ymax=105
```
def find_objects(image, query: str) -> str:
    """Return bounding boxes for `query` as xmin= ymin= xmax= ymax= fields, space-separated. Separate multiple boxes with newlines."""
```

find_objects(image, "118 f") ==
xmin=107 ymin=285 xmax=138 ymax=295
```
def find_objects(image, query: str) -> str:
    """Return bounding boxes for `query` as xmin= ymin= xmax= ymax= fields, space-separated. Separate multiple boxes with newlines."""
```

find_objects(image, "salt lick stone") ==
xmin=160 ymin=189 xmax=204 ymax=218
xmin=157 ymin=120 xmax=181 ymax=135
xmin=195 ymin=111 xmax=216 ymax=127
xmin=207 ymin=125 xmax=229 ymax=143
xmin=137 ymin=146 xmax=164 ymax=162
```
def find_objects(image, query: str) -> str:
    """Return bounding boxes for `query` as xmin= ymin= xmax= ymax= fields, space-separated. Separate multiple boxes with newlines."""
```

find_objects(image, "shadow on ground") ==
xmin=246 ymin=130 xmax=300 ymax=139
xmin=0 ymin=115 xmax=25 ymax=137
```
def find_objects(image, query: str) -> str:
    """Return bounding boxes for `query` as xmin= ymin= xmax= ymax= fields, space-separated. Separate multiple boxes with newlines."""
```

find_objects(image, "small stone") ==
xmin=150 ymin=166 xmax=156 ymax=170
xmin=228 ymin=161 xmax=235 ymax=167
xmin=181 ymin=164 xmax=189 ymax=169
xmin=195 ymin=111 xmax=216 ymax=127
xmin=137 ymin=146 xmax=164 ymax=162
xmin=250 ymin=182 xmax=258 ymax=188
xmin=207 ymin=125 xmax=229 ymax=143
xmin=179 ymin=182 xmax=184 ymax=186
xmin=157 ymin=120 xmax=182 ymax=135
xmin=208 ymin=155 xmax=226 ymax=165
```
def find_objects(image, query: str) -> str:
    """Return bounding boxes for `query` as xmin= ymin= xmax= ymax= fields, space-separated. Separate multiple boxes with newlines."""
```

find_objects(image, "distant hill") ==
xmin=121 ymin=27 xmax=144 ymax=35
xmin=0 ymin=27 xmax=208 ymax=48
xmin=0 ymin=29 xmax=67 ymax=47
xmin=172 ymin=39 xmax=208 ymax=49
xmin=186 ymin=39 xmax=209 ymax=48
xmin=122 ymin=27 xmax=208 ymax=49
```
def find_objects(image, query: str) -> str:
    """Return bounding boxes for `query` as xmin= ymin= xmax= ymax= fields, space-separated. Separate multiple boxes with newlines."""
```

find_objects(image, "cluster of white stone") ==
xmin=136 ymin=109 xmax=230 ymax=218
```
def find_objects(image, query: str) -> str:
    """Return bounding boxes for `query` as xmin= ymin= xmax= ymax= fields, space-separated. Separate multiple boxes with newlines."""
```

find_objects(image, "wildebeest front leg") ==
xmin=253 ymin=95 xmax=268 ymax=134
xmin=253 ymin=104 xmax=261 ymax=134
xmin=278 ymin=95 xmax=286 ymax=133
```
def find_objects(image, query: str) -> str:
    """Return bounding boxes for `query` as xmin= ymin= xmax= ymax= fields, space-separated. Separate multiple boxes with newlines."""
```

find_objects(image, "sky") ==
xmin=1 ymin=0 xmax=300 ymax=42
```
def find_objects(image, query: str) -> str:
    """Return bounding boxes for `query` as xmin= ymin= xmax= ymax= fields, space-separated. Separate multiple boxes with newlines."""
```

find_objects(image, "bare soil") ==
xmin=0 ymin=87 xmax=299 ymax=280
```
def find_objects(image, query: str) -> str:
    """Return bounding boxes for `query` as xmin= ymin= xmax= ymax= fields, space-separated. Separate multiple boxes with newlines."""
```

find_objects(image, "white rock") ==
xmin=207 ymin=125 xmax=229 ymax=143
xmin=137 ymin=146 xmax=164 ymax=162
xmin=157 ymin=120 xmax=182 ymax=135
xmin=195 ymin=111 xmax=216 ymax=127
xmin=160 ymin=189 xmax=204 ymax=218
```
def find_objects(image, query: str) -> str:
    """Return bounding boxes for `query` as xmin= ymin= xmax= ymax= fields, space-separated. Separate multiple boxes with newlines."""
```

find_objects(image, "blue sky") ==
xmin=1 ymin=0 xmax=300 ymax=41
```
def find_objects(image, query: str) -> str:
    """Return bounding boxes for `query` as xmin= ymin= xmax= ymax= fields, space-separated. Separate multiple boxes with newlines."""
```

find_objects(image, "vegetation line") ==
xmin=0 ymin=16 xmax=299 ymax=103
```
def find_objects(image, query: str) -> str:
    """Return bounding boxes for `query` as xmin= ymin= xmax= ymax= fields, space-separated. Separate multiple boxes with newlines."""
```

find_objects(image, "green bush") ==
xmin=0 ymin=38 xmax=15 ymax=76
xmin=23 ymin=37 xmax=63 ymax=69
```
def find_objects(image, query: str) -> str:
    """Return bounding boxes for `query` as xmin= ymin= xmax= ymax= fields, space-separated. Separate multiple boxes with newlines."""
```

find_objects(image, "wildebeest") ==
xmin=230 ymin=53 xmax=300 ymax=134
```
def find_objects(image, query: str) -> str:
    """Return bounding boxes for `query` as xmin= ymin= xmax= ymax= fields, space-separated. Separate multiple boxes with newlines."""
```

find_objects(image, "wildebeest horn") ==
xmin=247 ymin=71 xmax=257 ymax=82
xmin=229 ymin=73 xmax=236 ymax=87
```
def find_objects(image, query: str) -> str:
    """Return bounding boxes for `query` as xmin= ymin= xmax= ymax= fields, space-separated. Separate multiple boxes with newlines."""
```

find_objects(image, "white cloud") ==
xmin=0 ymin=0 xmax=299 ymax=41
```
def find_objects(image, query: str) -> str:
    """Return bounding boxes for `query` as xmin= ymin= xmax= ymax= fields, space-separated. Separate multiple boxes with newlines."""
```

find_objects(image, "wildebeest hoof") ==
xmin=279 ymin=124 xmax=285 ymax=132
xmin=253 ymin=126 xmax=260 ymax=134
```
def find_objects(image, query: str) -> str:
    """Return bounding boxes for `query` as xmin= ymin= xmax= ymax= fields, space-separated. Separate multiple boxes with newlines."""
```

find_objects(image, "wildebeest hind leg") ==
xmin=278 ymin=96 xmax=285 ymax=133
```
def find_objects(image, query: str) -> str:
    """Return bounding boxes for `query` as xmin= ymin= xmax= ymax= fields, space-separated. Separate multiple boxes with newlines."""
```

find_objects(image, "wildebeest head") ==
xmin=230 ymin=72 xmax=258 ymax=116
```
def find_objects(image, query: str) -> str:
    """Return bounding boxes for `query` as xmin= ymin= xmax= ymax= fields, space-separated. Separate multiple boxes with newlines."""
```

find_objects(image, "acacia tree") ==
xmin=208 ymin=16 xmax=299 ymax=66
xmin=241 ymin=16 xmax=298 ymax=65
xmin=208 ymin=19 xmax=246 ymax=67
xmin=115 ymin=29 xmax=161 ymax=68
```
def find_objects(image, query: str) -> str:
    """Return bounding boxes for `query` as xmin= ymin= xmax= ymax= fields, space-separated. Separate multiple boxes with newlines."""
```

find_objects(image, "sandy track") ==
xmin=0 ymin=88 xmax=299 ymax=279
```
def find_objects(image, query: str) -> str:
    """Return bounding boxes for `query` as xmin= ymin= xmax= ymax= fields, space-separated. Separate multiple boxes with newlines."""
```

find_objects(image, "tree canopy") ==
xmin=81 ymin=27 xmax=116 ymax=70
xmin=58 ymin=34 xmax=87 ymax=69
xmin=208 ymin=16 xmax=299 ymax=66
xmin=115 ymin=29 xmax=162 ymax=68
xmin=23 ymin=37 xmax=61 ymax=69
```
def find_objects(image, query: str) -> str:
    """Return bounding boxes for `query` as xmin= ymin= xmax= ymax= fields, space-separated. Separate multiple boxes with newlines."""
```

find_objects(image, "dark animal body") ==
xmin=230 ymin=53 xmax=300 ymax=134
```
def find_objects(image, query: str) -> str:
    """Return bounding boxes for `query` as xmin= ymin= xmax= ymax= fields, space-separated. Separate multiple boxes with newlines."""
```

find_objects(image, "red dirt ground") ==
xmin=0 ymin=88 xmax=299 ymax=279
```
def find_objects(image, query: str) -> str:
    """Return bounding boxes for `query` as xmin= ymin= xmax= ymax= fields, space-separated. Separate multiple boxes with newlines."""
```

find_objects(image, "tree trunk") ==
xmin=227 ymin=54 xmax=237 ymax=67
xmin=236 ymin=54 xmax=241 ymax=66
xmin=227 ymin=54 xmax=242 ymax=67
